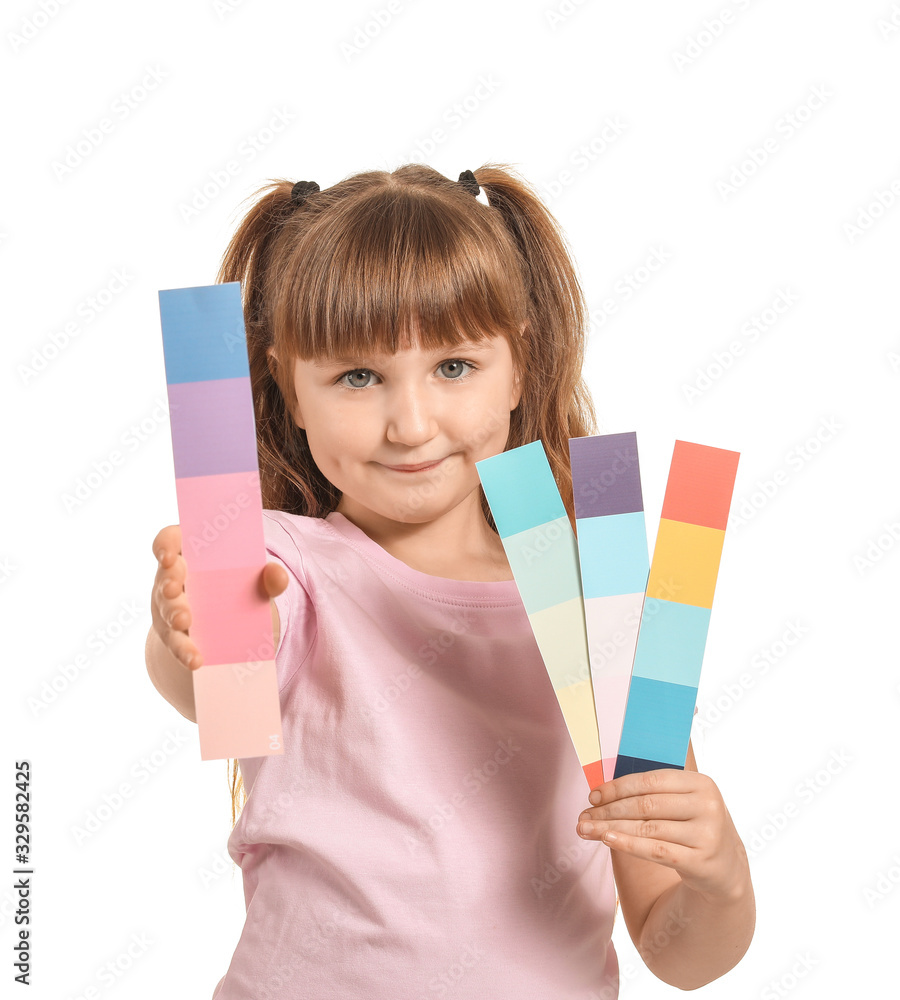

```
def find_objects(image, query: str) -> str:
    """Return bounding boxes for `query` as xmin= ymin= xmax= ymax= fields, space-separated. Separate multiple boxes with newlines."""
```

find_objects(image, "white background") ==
xmin=3 ymin=1 xmax=899 ymax=997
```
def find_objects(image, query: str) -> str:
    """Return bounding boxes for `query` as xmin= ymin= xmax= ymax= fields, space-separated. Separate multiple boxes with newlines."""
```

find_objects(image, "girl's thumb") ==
xmin=262 ymin=561 xmax=289 ymax=598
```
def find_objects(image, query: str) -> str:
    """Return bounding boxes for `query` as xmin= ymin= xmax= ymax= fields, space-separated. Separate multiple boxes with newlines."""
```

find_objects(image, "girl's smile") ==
xmin=381 ymin=458 xmax=446 ymax=473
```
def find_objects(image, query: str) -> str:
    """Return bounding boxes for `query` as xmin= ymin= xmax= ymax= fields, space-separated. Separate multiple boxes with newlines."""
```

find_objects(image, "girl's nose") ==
xmin=384 ymin=383 xmax=439 ymax=446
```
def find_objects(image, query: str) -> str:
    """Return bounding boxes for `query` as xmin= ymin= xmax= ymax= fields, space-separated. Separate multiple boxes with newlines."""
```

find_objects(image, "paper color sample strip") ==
xmin=569 ymin=433 xmax=649 ymax=783
xmin=614 ymin=441 xmax=739 ymax=777
xmin=158 ymin=282 xmax=283 ymax=762
xmin=476 ymin=441 xmax=604 ymax=789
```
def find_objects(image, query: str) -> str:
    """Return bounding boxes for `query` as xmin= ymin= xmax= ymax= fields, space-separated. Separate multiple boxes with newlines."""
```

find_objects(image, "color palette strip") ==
xmin=569 ymin=432 xmax=649 ymax=783
xmin=614 ymin=440 xmax=739 ymax=777
xmin=476 ymin=441 xmax=604 ymax=789
xmin=158 ymin=282 xmax=283 ymax=762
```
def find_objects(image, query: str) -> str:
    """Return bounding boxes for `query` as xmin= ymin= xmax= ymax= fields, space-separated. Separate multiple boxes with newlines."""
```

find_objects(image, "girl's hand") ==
xmin=576 ymin=769 xmax=750 ymax=901
xmin=150 ymin=524 xmax=288 ymax=670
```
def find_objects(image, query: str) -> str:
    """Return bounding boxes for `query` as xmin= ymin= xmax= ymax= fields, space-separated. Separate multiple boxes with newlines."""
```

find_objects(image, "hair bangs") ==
xmin=275 ymin=183 xmax=528 ymax=362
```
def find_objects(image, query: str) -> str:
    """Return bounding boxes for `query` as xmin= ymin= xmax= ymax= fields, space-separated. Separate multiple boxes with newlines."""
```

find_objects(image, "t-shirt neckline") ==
xmin=323 ymin=511 xmax=522 ymax=604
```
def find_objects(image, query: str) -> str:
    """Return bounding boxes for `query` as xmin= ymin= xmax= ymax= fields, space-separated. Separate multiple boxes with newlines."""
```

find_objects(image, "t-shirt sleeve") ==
xmin=262 ymin=511 xmax=317 ymax=692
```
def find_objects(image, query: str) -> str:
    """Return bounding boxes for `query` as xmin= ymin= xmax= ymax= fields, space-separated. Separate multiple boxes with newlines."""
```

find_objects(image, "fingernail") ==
xmin=589 ymin=790 xmax=601 ymax=805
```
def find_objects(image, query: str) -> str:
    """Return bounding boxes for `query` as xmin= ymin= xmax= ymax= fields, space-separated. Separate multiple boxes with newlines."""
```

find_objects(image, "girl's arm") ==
xmin=579 ymin=742 xmax=755 ymax=989
xmin=144 ymin=524 xmax=284 ymax=723
xmin=145 ymin=626 xmax=197 ymax=723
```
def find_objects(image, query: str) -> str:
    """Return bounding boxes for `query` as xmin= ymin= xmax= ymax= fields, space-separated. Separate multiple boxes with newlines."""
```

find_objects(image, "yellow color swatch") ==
xmin=528 ymin=597 xmax=591 ymax=691
xmin=646 ymin=519 xmax=725 ymax=609
xmin=555 ymin=679 xmax=603 ymax=765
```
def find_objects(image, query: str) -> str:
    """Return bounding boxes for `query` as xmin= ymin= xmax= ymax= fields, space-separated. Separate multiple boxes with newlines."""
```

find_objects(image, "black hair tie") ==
xmin=290 ymin=180 xmax=320 ymax=206
xmin=457 ymin=170 xmax=480 ymax=197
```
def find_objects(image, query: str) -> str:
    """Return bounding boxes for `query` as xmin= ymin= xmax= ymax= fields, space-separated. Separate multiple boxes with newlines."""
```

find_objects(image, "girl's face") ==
xmin=287 ymin=333 xmax=522 ymax=528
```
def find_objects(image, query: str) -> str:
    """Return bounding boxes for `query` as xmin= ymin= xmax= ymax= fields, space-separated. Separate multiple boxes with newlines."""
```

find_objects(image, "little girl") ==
xmin=145 ymin=163 xmax=754 ymax=999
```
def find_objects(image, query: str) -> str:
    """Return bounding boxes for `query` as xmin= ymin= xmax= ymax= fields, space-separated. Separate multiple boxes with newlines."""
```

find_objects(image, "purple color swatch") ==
xmin=570 ymin=432 xmax=643 ymax=519
xmin=168 ymin=377 xmax=260 ymax=479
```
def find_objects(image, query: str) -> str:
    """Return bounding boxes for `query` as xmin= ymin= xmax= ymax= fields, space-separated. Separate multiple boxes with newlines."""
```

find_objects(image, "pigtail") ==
xmin=473 ymin=164 xmax=598 ymax=528
xmin=216 ymin=181 xmax=341 ymax=519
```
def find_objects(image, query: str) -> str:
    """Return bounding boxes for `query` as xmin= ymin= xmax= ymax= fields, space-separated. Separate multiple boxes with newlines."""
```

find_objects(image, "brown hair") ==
xmin=217 ymin=162 xmax=598 ymax=826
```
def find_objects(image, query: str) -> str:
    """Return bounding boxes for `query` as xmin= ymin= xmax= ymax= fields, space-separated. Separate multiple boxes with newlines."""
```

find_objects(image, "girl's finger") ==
xmin=577 ymin=824 xmax=695 ymax=870
xmin=261 ymin=561 xmax=289 ymax=598
xmin=577 ymin=817 xmax=703 ymax=851
xmin=154 ymin=577 xmax=190 ymax=627
xmin=166 ymin=630 xmax=202 ymax=670
xmin=587 ymin=768 xmax=704 ymax=806
xmin=582 ymin=791 xmax=701 ymax=824
xmin=152 ymin=524 xmax=182 ymax=565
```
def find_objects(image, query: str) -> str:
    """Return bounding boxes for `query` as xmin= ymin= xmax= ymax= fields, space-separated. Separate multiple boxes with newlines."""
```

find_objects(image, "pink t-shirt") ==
xmin=213 ymin=510 xmax=619 ymax=1000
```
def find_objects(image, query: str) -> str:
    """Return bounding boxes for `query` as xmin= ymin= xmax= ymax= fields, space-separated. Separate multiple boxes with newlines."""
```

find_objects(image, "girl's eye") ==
xmin=339 ymin=369 xmax=377 ymax=389
xmin=437 ymin=359 xmax=474 ymax=380
xmin=337 ymin=360 xmax=475 ymax=390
